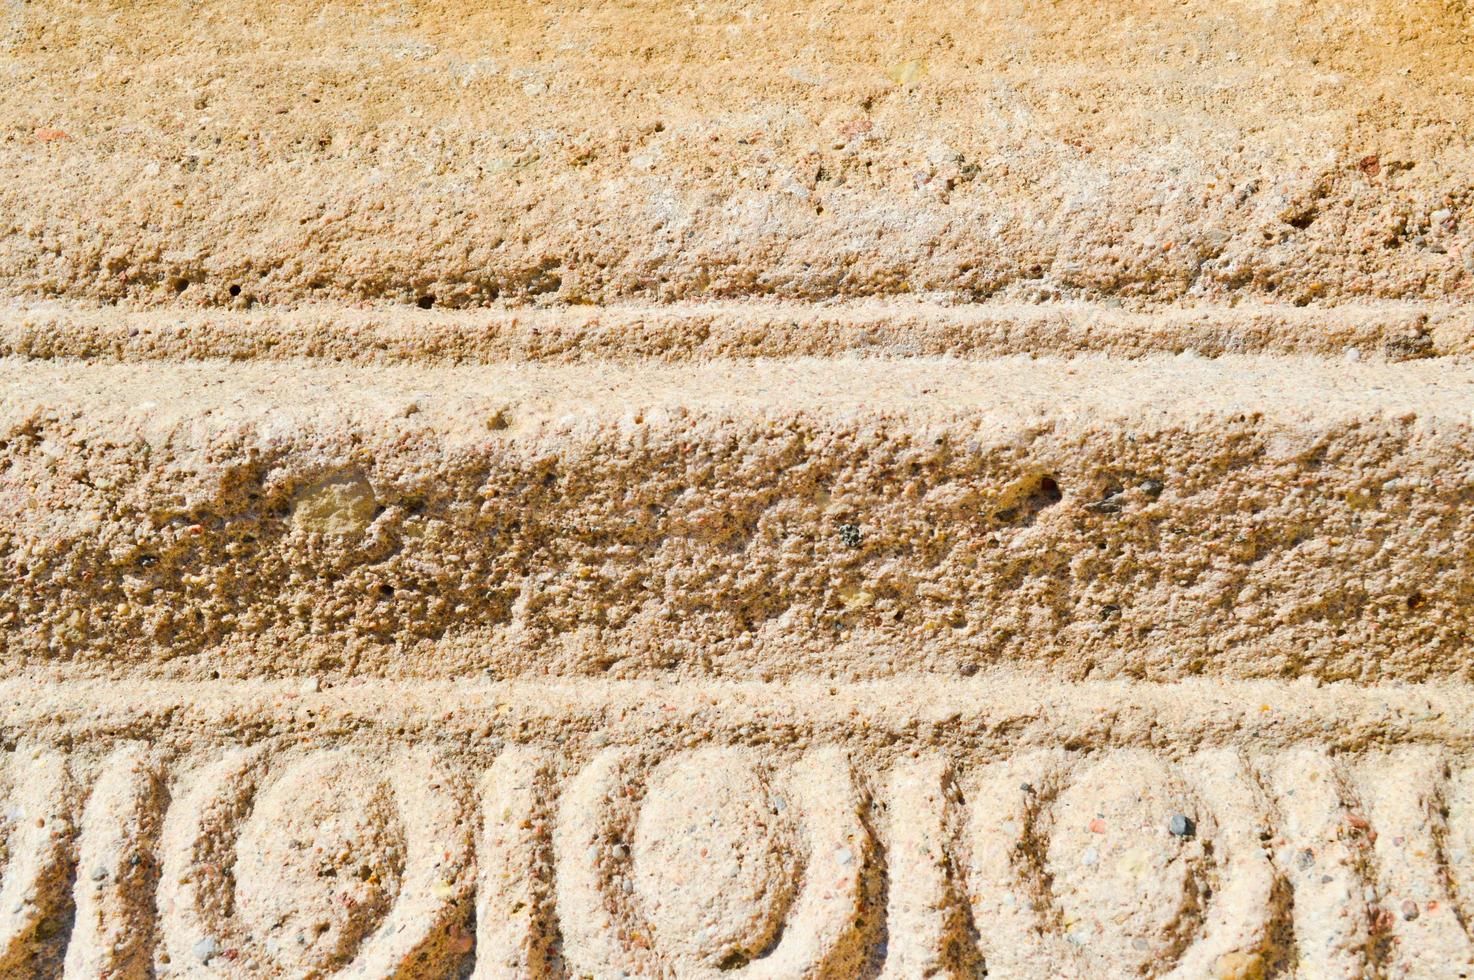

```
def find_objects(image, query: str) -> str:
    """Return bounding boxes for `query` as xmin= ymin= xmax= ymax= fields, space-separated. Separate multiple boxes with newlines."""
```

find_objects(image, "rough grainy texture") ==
xmin=7 ymin=354 xmax=1474 ymax=684
xmin=3 ymin=0 xmax=1474 ymax=307
xmin=6 ymin=0 xmax=1474 ymax=975
xmin=1 ymin=300 xmax=1470 ymax=362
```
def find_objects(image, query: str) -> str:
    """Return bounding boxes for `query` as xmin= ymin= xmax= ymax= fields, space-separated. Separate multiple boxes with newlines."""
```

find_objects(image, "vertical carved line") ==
xmin=553 ymin=749 xmax=659 ymax=978
xmin=960 ymin=750 xmax=1076 ymax=978
xmin=155 ymin=748 xmax=263 ymax=977
xmin=740 ymin=749 xmax=874 ymax=980
xmin=339 ymin=749 xmax=474 ymax=979
xmin=876 ymin=753 xmax=983 ymax=978
xmin=1165 ymin=748 xmax=1279 ymax=979
xmin=0 ymin=748 xmax=76 ymax=979
xmin=475 ymin=748 xmax=558 ymax=979
xmin=1355 ymin=748 xmax=1474 ymax=976
xmin=64 ymin=745 xmax=163 ymax=980
xmin=1266 ymin=747 xmax=1375 ymax=977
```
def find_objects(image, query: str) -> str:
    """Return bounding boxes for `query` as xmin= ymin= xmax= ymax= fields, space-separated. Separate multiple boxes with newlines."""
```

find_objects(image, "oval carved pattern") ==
xmin=555 ymin=747 xmax=873 ymax=979
xmin=156 ymin=747 xmax=471 ymax=978
xmin=0 ymin=742 xmax=1466 ymax=975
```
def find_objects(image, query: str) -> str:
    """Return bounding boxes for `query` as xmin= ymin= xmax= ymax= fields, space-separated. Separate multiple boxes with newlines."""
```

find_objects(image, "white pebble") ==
xmin=193 ymin=936 xmax=218 ymax=963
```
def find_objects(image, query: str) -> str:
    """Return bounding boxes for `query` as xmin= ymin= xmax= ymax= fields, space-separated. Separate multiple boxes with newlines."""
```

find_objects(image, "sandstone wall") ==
xmin=3 ymin=0 xmax=1474 ymax=975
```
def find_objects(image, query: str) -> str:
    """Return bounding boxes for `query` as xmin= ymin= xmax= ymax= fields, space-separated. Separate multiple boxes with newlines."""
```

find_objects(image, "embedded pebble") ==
xmin=193 ymin=936 xmax=218 ymax=963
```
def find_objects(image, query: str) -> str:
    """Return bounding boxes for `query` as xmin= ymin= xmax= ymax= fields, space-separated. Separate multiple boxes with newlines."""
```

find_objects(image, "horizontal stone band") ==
xmin=5 ymin=353 xmax=1473 ymax=681
xmin=1 ymin=675 xmax=1468 ymax=751
xmin=0 ymin=709 xmax=1469 ymax=975
xmin=0 ymin=301 xmax=1466 ymax=362
xmin=4 ymin=0 xmax=1472 ymax=309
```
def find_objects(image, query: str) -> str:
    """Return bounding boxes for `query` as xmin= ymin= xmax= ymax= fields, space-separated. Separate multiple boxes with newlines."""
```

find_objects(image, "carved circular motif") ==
xmin=632 ymin=750 xmax=799 ymax=968
xmin=234 ymin=752 xmax=406 ymax=974
xmin=1046 ymin=752 xmax=1205 ymax=973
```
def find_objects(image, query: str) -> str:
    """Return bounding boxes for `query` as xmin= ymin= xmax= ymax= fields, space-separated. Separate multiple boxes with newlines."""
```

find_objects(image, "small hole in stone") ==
xmin=1407 ymin=592 xmax=1426 ymax=610
xmin=1286 ymin=209 xmax=1317 ymax=230
xmin=228 ymin=284 xmax=241 ymax=297
xmin=998 ymin=474 xmax=1065 ymax=526
xmin=417 ymin=295 xmax=435 ymax=310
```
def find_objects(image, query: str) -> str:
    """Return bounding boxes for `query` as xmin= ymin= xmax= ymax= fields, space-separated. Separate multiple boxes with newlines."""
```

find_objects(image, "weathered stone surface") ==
xmin=0 ymin=683 xmax=1473 ymax=975
xmin=7 ymin=354 xmax=1474 ymax=682
xmin=5 ymin=0 xmax=1474 ymax=974
xmin=3 ymin=0 xmax=1474 ymax=308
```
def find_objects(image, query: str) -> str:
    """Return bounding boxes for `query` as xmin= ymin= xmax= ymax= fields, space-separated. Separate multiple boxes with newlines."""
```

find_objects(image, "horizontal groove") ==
xmin=6 ymin=352 xmax=1474 ymax=431
xmin=1 ymin=674 xmax=1468 ymax=750
xmin=0 ymin=299 xmax=1467 ymax=364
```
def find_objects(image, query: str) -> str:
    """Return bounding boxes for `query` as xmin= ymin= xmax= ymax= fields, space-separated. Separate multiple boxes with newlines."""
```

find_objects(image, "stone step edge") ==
xmin=2 ymin=675 xmax=1465 ymax=749
xmin=0 ymin=298 xmax=1465 ymax=363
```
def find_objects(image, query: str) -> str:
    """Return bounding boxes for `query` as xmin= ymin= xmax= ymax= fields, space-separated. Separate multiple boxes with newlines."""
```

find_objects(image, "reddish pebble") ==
xmin=1089 ymin=818 xmax=1106 ymax=833
xmin=33 ymin=128 xmax=71 ymax=142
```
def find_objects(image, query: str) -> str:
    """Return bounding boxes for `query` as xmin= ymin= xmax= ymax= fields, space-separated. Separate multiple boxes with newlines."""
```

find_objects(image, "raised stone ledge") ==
xmin=6 ymin=353 xmax=1474 ymax=681
xmin=4 ymin=0 xmax=1473 ymax=308
xmin=3 ymin=676 xmax=1469 ymax=751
